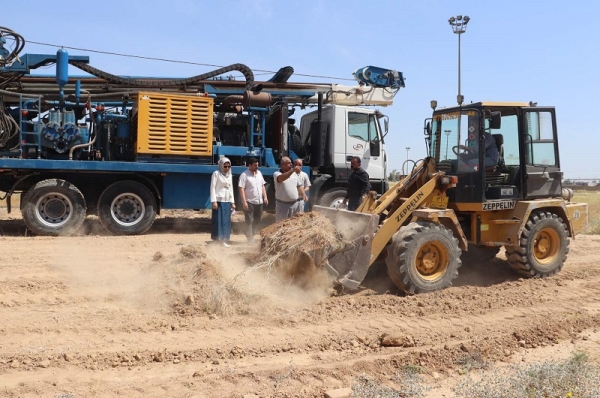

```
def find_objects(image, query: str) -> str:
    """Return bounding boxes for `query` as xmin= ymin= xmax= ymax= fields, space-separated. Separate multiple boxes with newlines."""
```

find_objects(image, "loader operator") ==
xmin=343 ymin=156 xmax=371 ymax=211
xmin=457 ymin=131 xmax=499 ymax=172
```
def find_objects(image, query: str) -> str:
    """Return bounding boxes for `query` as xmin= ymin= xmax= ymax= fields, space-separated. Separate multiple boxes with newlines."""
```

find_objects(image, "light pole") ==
xmin=448 ymin=15 xmax=470 ymax=106
xmin=406 ymin=147 xmax=410 ymax=163
xmin=444 ymin=130 xmax=451 ymax=159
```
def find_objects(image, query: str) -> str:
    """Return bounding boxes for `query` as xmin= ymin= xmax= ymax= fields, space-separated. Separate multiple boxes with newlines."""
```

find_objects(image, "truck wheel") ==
xmin=461 ymin=245 xmax=501 ymax=265
xmin=290 ymin=133 xmax=306 ymax=158
xmin=318 ymin=188 xmax=347 ymax=209
xmin=97 ymin=181 xmax=157 ymax=235
xmin=505 ymin=210 xmax=569 ymax=277
xmin=386 ymin=221 xmax=462 ymax=293
xmin=21 ymin=179 xmax=87 ymax=236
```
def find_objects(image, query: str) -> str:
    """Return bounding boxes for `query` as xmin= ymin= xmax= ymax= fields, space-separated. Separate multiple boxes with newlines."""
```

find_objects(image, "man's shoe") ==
xmin=222 ymin=242 xmax=230 ymax=248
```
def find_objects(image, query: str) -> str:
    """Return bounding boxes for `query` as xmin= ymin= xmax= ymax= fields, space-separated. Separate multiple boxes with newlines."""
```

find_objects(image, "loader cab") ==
xmin=428 ymin=102 xmax=563 ymax=205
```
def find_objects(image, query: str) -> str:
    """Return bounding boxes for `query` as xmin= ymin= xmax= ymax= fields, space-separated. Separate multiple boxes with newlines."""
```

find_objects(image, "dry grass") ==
xmin=350 ymin=367 xmax=430 ymax=398
xmin=573 ymin=190 xmax=600 ymax=234
xmin=170 ymin=245 xmax=268 ymax=317
xmin=455 ymin=350 xmax=600 ymax=398
xmin=255 ymin=212 xmax=344 ymax=288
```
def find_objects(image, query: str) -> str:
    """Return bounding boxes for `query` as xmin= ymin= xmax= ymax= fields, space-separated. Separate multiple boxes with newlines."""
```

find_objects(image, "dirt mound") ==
xmin=170 ymin=245 xmax=268 ymax=317
xmin=257 ymin=212 xmax=346 ymax=288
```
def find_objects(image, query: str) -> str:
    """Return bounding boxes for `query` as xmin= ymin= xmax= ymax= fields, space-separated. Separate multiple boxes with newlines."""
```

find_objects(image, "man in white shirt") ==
xmin=273 ymin=156 xmax=303 ymax=222
xmin=238 ymin=157 xmax=268 ymax=242
xmin=293 ymin=158 xmax=310 ymax=214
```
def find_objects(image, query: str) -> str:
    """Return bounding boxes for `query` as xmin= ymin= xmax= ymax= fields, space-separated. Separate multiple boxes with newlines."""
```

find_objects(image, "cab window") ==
xmin=524 ymin=111 xmax=557 ymax=166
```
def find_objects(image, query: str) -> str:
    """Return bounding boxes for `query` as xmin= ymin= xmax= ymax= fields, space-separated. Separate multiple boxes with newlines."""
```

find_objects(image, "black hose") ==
xmin=0 ymin=27 xmax=26 ymax=88
xmin=0 ymin=97 xmax=19 ymax=149
xmin=70 ymin=61 xmax=255 ymax=91
xmin=0 ymin=26 xmax=25 ymax=66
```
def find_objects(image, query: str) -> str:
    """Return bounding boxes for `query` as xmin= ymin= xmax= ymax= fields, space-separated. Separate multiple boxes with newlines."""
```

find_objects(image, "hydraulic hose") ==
xmin=69 ymin=61 xmax=255 ymax=90
xmin=69 ymin=92 xmax=97 ymax=159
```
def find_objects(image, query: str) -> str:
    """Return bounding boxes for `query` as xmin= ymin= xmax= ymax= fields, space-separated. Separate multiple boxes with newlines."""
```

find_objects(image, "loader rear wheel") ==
xmin=319 ymin=188 xmax=348 ymax=209
xmin=97 ymin=181 xmax=157 ymax=236
xmin=505 ymin=210 xmax=569 ymax=277
xmin=386 ymin=221 xmax=462 ymax=293
xmin=21 ymin=179 xmax=87 ymax=236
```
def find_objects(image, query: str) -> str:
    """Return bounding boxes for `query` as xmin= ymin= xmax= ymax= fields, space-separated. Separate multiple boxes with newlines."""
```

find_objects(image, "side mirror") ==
xmin=423 ymin=119 xmax=432 ymax=136
xmin=489 ymin=111 xmax=501 ymax=129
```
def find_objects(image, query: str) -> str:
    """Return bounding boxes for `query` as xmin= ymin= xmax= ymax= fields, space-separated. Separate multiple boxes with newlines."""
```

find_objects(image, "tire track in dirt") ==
xmin=2 ymin=232 xmax=600 ymax=397
xmin=3 ymin=269 xmax=600 ymax=372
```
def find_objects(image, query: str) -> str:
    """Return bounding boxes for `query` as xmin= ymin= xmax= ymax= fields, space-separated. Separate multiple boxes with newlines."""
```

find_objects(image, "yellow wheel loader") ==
xmin=313 ymin=101 xmax=588 ymax=293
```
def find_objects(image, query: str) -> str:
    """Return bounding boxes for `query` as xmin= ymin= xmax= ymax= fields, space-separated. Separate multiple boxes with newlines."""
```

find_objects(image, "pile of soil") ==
xmin=170 ymin=245 xmax=267 ymax=317
xmin=257 ymin=212 xmax=347 ymax=287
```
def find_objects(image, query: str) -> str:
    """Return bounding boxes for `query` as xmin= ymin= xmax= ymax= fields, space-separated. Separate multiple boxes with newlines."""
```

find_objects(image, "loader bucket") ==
xmin=312 ymin=205 xmax=379 ymax=289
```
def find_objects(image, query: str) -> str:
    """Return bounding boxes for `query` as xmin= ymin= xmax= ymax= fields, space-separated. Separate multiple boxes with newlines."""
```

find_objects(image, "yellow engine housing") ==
xmin=135 ymin=92 xmax=213 ymax=157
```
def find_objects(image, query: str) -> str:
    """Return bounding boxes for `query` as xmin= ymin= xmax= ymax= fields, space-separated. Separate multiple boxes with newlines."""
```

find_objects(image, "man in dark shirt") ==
xmin=458 ymin=132 xmax=499 ymax=172
xmin=343 ymin=156 xmax=371 ymax=211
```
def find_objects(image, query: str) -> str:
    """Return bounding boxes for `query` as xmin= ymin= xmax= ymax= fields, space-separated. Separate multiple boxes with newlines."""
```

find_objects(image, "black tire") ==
xmin=505 ymin=210 xmax=569 ymax=278
xmin=461 ymin=244 xmax=501 ymax=265
xmin=290 ymin=133 xmax=306 ymax=158
xmin=97 ymin=181 xmax=157 ymax=235
xmin=386 ymin=221 xmax=462 ymax=293
xmin=318 ymin=188 xmax=348 ymax=209
xmin=21 ymin=179 xmax=87 ymax=236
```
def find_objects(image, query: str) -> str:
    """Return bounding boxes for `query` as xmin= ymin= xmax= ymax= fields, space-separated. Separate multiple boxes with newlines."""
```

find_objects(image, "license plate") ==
xmin=430 ymin=195 xmax=449 ymax=209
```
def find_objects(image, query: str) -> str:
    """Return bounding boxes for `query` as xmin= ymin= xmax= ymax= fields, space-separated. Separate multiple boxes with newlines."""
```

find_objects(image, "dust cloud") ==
xmin=48 ymin=239 xmax=190 ymax=313
xmin=203 ymin=243 xmax=334 ymax=313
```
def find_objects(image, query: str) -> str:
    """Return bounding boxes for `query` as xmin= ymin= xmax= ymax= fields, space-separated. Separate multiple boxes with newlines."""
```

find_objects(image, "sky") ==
xmin=3 ymin=0 xmax=599 ymax=179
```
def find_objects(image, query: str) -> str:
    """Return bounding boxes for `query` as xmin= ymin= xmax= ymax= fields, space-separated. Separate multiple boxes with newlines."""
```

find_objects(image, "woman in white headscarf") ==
xmin=210 ymin=157 xmax=236 ymax=247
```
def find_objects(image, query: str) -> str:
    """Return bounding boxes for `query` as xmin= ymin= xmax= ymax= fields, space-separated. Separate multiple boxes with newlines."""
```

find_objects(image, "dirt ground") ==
xmin=1 ymin=208 xmax=600 ymax=398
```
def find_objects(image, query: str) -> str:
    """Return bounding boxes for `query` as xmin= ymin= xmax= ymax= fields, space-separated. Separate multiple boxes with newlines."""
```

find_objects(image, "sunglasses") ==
xmin=223 ymin=165 xmax=231 ymax=169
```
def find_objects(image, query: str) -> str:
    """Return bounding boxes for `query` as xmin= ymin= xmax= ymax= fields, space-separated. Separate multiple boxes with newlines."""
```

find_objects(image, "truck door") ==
xmin=521 ymin=107 xmax=562 ymax=198
xmin=346 ymin=111 xmax=385 ymax=185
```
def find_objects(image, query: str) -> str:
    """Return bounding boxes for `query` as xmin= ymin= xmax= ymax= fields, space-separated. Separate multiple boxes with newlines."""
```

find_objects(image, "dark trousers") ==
xmin=211 ymin=202 xmax=231 ymax=241
xmin=348 ymin=197 xmax=361 ymax=211
xmin=244 ymin=202 xmax=263 ymax=240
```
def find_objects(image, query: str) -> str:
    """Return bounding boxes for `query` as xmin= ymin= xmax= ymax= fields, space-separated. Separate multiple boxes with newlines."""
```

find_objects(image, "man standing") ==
xmin=343 ymin=156 xmax=370 ymax=211
xmin=293 ymin=158 xmax=310 ymax=214
xmin=273 ymin=156 xmax=303 ymax=221
xmin=238 ymin=157 xmax=268 ymax=242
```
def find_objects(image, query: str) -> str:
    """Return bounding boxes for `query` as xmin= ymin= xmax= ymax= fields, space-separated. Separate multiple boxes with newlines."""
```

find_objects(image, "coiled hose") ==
xmin=0 ymin=99 xmax=19 ymax=149
xmin=0 ymin=27 xmax=26 ymax=88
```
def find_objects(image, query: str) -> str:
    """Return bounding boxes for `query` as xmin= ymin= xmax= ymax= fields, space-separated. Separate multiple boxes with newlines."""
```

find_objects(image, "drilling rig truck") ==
xmin=0 ymin=27 xmax=404 ymax=236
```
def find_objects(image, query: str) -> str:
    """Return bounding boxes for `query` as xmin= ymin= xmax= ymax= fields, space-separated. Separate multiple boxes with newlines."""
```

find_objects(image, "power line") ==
xmin=27 ymin=40 xmax=356 ymax=82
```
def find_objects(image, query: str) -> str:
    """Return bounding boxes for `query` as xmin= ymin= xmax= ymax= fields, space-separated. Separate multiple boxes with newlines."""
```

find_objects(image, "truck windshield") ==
xmin=430 ymin=110 xmax=480 ymax=173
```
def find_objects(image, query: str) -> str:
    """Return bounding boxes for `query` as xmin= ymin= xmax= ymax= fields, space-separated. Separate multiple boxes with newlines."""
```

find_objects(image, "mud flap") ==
xmin=312 ymin=205 xmax=379 ymax=289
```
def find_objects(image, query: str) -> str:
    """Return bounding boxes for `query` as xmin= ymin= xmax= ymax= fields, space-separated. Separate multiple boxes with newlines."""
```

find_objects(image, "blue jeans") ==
xmin=457 ymin=157 xmax=497 ymax=172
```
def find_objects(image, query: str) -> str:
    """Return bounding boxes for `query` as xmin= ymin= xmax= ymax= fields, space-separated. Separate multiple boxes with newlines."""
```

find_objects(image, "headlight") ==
xmin=561 ymin=187 xmax=574 ymax=202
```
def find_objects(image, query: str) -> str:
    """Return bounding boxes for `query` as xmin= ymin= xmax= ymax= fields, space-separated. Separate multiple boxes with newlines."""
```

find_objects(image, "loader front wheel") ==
xmin=386 ymin=221 xmax=462 ymax=294
xmin=505 ymin=210 xmax=569 ymax=278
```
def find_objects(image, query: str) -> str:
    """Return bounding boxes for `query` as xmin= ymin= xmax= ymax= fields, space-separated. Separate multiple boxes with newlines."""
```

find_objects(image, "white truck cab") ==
xmin=298 ymin=104 xmax=389 ymax=207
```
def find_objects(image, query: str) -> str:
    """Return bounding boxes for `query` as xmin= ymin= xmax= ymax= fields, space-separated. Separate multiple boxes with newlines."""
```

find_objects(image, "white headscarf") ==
xmin=218 ymin=157 xmax=232 ymax=177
